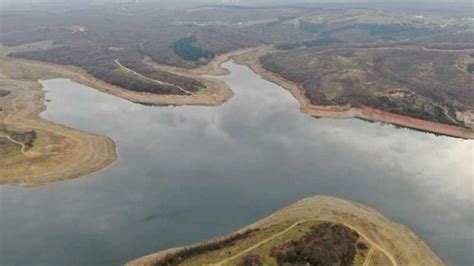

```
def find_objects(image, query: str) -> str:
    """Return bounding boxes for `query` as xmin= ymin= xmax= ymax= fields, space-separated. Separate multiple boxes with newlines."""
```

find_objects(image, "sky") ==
xmin=1 ymin=0 xmax=472 ymax=10
xmin=1 ymin=0 xmax=473 ymax=3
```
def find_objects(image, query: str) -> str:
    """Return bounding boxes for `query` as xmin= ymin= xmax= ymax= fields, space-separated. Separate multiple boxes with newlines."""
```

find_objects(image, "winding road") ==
xmin=2 ymin=93 xmax=28 ymax=155
xmin=0 ymin=134 xmax=27 ymax=154
xmin=114 ymin=59 xmax=194 ymax=95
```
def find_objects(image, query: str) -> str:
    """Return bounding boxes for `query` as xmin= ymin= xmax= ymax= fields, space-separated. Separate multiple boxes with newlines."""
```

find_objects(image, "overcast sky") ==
xmin=1 ymin=0 xmax=473 ymax=9
xmin=1 ymin=0 xmax=473 ymax=3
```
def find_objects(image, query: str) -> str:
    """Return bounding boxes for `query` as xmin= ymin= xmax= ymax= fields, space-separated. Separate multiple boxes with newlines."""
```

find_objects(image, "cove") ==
xmin=0 ymin=62 xmax=472 ymax=265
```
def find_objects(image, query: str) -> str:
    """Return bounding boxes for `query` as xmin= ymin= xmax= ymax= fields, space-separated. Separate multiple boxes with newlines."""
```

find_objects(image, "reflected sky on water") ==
xmin=0 ymin=62 xmax=472 ymax=265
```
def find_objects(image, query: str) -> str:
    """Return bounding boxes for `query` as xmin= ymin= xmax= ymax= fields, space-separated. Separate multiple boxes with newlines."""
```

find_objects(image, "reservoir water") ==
xmin=0 ymin=62 xmax=472 ymax=265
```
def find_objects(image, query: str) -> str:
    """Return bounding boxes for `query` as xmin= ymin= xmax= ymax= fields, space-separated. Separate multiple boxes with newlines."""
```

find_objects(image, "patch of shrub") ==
xmin=10 ymin=130 xmax=37 ymax=148
xmin=0 ymin=90 xmax=10 ymax=97
xmin=277 ymin=37 xmax=342 ymax=50
xmin=325 ymin=24 xmax=436 ymax=40
xmin=270 ymin=222 xmax=359 ymax=266
xmin=238 ymin=254 xmax=263 ymax=266
xmin=155 ymin=229 xmax=258 ymax=266
xmin=357 ymin=242 xmax=368 ymax=250
xmin=467 ymin=63 xmax=474 ymax=74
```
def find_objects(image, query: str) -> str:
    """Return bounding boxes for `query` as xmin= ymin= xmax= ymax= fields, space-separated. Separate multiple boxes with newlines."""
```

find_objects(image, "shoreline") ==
xmin=2 ymin=43 xmax=471 ymax=186
xmin=12 ymin=57 xmax=235 ymax=107
xmin=148 ymin=47 xmax=259 ymax=77
xmin=0 ymin=41 xmax=241 ymax=107
xmin=0 ymin=52 xmax=118 ymax=186
xmin=0 ymin=44 xmax=250 ymax=186
xmin=0 ymin=46 xmax=257 ymax=186
xmin=232 ymin=47 xmax=474 ymax=140
xmin=128 ymin=195 xmax=443 ymax=266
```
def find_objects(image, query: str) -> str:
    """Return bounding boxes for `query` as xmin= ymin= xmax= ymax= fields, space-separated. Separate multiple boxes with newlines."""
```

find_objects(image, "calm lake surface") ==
xmin=0 ymin=62 xmax=472 ymax=265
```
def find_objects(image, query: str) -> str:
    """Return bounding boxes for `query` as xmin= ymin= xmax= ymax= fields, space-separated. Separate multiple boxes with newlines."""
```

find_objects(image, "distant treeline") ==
xmin=298 ymin=19 xmax=437 ymax=40
xmin=277 ymin=37 xmax=342 ymax=50
xmin=326 ymin=23 xmax=436 ymax=40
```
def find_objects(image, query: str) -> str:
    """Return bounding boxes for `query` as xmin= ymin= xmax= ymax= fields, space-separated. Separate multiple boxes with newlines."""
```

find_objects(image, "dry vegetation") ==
xmin=234 ymin=47 xmax=474 ymax=139
xmin=270 ymin=222 xmax=360 ymax=265
xmin=260 ymin=46 xmax=474 ymax=127
xmin=0 ymin=4 xmax=315 ymax=97
xmin=128 ymin=195 xmax=443 ymax=266
xmin=1 ymin=3 xmax=472 ymax=126
xmin=3 ymin=2 xmax=470 ymax=100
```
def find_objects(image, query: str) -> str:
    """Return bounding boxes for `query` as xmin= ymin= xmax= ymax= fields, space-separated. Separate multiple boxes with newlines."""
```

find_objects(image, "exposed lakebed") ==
xmin=0 ymin=62 xmax=472 ymax=265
